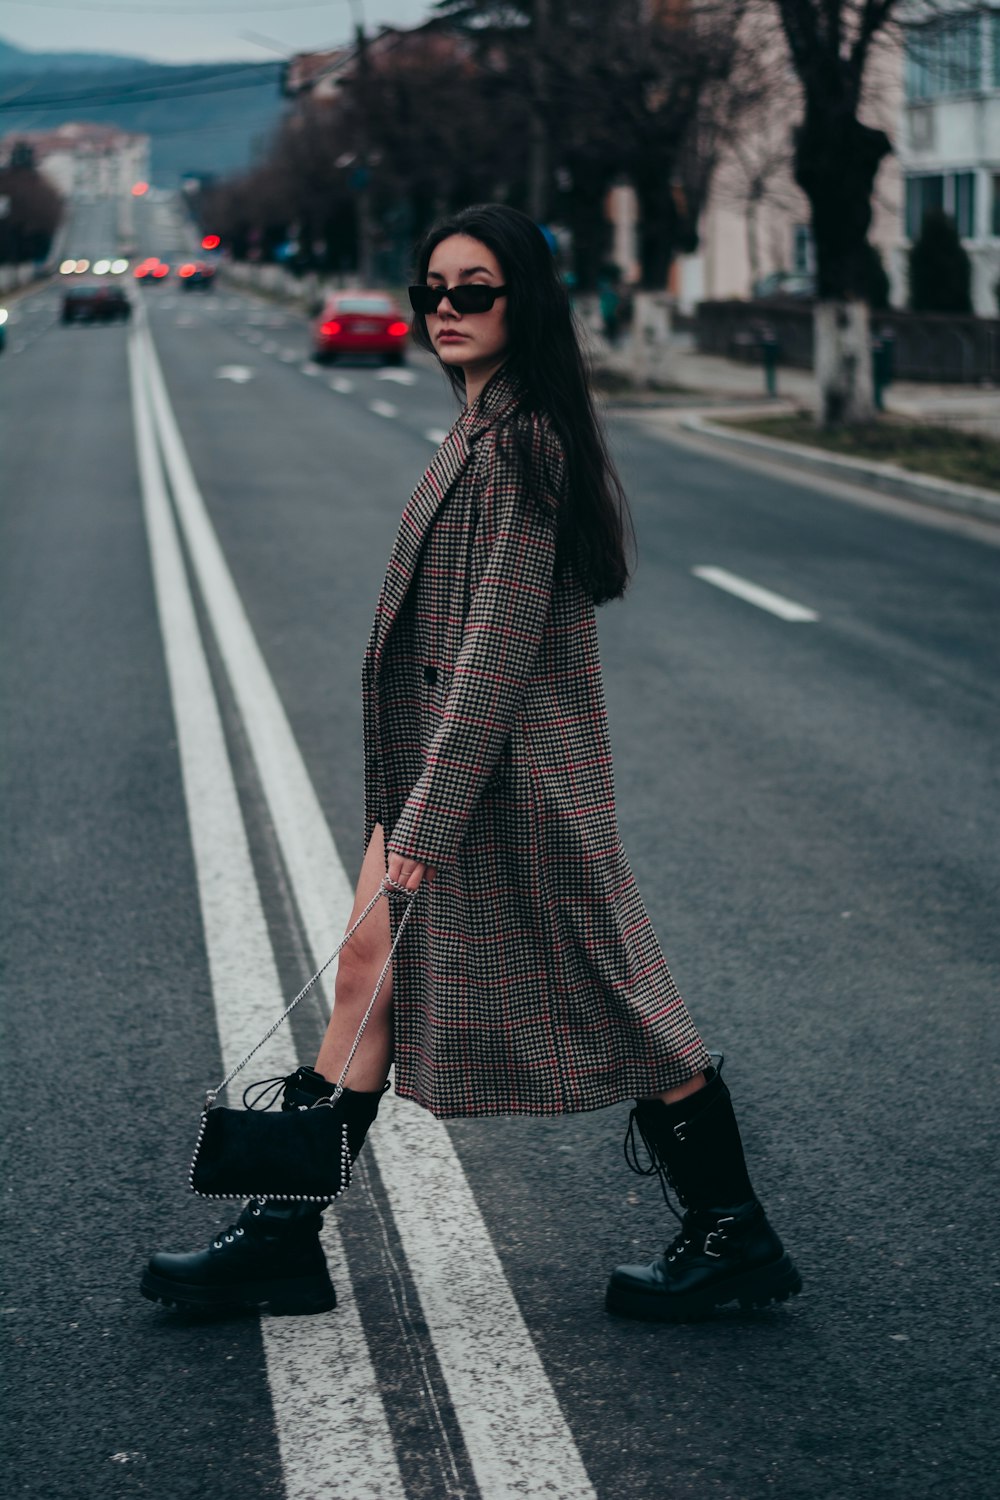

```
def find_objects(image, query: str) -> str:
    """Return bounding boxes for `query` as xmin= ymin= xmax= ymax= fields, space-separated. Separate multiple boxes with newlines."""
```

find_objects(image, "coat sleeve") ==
xmin=387 ymin=418 xmax=563 ymax=868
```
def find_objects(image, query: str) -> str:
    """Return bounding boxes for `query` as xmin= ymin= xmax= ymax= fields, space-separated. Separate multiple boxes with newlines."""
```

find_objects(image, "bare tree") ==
xmin=760 ymin=0 xmax=906 ymax=424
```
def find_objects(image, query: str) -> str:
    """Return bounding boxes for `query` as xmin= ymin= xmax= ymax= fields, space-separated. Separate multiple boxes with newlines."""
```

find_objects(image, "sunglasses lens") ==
xmin=408 ymin=285 xmax=441 ymax=314
xmin=450 ymin=285 xmax=495 ymax=313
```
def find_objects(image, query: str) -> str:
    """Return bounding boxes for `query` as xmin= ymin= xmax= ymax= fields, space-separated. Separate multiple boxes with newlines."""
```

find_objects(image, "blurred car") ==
xmin=62 ymin=282 xmax=131 ymax=324
xmin=0 ymin=307 xmax=7 ymax=352
xmin=752 ymin=271 xmax=816 ymax=301
xmin=178 ymin=260 xmax=216 ymax=291
xmin=311 ymin=291 xmax=409 ymax=365
xmin=134 ymin=258 xmax=170 ymax=284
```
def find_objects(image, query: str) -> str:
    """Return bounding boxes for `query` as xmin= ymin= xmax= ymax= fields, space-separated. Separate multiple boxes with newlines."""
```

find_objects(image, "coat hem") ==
xmin=392 ymin=1052 xmax=713 ymax=1120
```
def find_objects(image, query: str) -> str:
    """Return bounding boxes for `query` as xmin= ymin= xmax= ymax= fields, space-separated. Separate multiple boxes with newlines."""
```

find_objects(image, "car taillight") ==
xmin=153 ymin=265 xmax=169 ymax=278
xmin=179 ymin=264 xmax=195 ymax=277
xmin=134 ymin=267 xmax=148 ymax=278
xmin=321 ymin=320 xmax=342 ymax=336
xmin=387 ymin=321 xmax=409 ymax=337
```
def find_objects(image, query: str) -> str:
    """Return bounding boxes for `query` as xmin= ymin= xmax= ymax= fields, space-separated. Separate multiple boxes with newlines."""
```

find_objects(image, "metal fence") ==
xmin=694 ymin=301 xmax=1000 ymax=385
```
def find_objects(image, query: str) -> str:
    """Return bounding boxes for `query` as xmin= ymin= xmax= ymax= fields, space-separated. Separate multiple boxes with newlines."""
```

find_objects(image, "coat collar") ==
xmin=371 ymin=362 xmax=525 ymax=667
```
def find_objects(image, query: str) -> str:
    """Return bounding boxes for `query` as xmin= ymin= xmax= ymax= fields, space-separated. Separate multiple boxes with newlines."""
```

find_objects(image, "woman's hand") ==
xmin=387 ymin=852 xmax=435 ymax=892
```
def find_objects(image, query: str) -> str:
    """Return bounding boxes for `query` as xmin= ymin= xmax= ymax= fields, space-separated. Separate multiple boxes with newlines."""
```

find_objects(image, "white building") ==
xmin=899 ymin=1 xmax=1000 ymax=315
xmin=1 ymin=124 xmax=150 ymax=202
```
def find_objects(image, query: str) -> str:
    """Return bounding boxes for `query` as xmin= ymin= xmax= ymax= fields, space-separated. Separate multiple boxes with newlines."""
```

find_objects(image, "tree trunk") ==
xmin=627 ymin=291 xmax=673 ymax=388
xmin=794 ymin=109 xmax=890 ymax=428
xmin=813 ymin=299 xmax=875 ymax=427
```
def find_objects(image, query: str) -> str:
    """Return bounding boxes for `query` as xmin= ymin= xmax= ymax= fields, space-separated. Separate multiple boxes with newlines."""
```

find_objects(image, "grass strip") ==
xmin=716 ymin=413 xmax=1000 ymax=492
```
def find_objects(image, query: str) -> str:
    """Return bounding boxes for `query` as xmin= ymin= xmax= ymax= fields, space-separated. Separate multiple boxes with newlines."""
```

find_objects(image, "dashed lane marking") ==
xmin=425 ymin=428 xmax=448 ymax=445
xmin=329 ymin=376 xmax=354 ymax=393
xmin=299 ymin=363 xmax=320 ymax=376
xmin=375 ymin=367 xmax=417 ymax=386
xmin=692 ymin=565 xmax=819 ymax=622
xmin=369 ymin=399 xmax=398 ymax=418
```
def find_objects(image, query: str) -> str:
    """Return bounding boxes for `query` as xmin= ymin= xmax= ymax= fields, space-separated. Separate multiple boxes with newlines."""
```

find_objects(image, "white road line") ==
xmin=279 ymin=349 xmax=298 ymax=363
xmin=692 ymin=565 xmax=819 ymax=622
xmin=375 ymin=368 xmax=417 ymax=386
xmin=329 ymin=376 xmax=354 ymax=394
xmin=139 ymin=320 xmax=598 ymax=1500
xmin=299 ymin=363 xmax=321 ymax=377
xmin=425 ymin=428 xmax=448 ymax=446
xmin=132 ymin=318 xmax=407 ymax=1500
xmin=369 ymin=399 xmax=398 ymax=419
xmin=260 ymin=340 xmax=278 ymax=354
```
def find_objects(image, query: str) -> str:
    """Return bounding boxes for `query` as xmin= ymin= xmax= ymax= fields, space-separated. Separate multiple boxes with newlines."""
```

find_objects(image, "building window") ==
xmin=992 ymin=174 xmax=1000 ymax=238
xmin=906 ymin=174 xmax=944 ymax=238
xmin=792 ymin=223 xmax=814 ymax=275
xmin=953 ymin=172 xmax=976 ymax=239
xmin=906 ymin=171 xmax=978 ymax=241
xmin=905 ymin=11 xmax=983 ymax=100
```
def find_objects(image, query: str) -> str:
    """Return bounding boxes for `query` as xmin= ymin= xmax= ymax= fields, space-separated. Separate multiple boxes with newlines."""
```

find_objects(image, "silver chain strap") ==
xmin=205 ymin=876 xmax=418 ymax=1108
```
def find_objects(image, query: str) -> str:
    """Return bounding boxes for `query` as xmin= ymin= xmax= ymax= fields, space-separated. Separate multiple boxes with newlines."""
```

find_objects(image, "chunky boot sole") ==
xmin=140 ymin=1266 xmax=336 ymax=1317
xmin=605 ymin=1253 xmax=802 ymax=1323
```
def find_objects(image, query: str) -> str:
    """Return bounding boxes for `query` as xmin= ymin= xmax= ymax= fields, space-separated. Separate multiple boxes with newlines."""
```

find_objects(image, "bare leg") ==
xmin=656 ymin=1072 xmax=708 ymax=1106
xmin=313 ymin=823 xmax=394 ymax=1093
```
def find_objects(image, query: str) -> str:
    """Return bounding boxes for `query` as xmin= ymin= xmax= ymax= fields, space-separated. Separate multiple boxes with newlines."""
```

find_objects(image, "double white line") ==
xmin=128 ymin=311 xmax=597 ymax=1500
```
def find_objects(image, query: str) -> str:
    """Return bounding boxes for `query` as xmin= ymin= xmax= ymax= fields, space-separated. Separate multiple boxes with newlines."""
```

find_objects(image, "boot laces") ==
xmin=623 ymin=1107 xmax=685 ymax=1229
xmin=212 ymin=1199 xmax=265 ymax=1250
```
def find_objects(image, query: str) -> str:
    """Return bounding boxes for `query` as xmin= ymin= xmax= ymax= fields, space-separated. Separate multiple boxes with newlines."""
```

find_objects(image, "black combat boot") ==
xmin=605 ymin=1068 xmax=802 ymax=1322
xmin=141 ymin=1068 xmax=387 ymax=1315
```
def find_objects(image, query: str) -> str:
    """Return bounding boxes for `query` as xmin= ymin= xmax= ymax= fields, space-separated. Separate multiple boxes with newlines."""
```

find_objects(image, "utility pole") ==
xmin=350 ymin=0 xmax=375 ymax=283
xmin=527 ymin=0 xmax=551 ymax=223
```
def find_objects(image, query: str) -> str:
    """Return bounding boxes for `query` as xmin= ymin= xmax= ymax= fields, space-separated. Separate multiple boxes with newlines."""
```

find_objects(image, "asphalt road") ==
xmin=2 ymin=197 xmax=998 ymax=1500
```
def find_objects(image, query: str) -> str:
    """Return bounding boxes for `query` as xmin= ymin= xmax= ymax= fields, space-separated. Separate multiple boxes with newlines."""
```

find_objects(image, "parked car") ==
xmin=311 ymin=291 xmax=409 ymax=364
xmin=178 ymin=260 xmax=216 ymax=291
xmin=62 ymin=282 xmax=131 ymax=324
xmin=752 ymin=271 xmax=816 ymax=301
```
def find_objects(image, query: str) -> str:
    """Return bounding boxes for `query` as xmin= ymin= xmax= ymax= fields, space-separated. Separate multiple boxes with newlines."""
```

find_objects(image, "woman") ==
xmin=142 ymin=205 xmax=800 ymax=1323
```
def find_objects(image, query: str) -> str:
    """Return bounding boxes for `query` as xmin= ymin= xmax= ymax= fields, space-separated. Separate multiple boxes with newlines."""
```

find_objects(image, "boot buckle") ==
xmin=703 ymin=1216 xmax=735 ymax=1258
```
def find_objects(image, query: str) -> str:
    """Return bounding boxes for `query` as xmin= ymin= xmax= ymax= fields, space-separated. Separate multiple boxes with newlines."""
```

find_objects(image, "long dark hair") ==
xmin=410 ymin=204 xmax=634 ymax=604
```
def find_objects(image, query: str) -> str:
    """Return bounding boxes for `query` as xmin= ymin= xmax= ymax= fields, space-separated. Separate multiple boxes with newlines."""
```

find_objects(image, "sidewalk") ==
xmin=600 ymin=339 xmax=999 ymax=437
xmin=597 ymin=340 xmax=999 ymax=524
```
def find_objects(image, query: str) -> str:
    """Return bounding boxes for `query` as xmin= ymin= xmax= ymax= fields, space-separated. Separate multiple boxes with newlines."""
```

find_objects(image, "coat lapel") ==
xmin=371 ymin=419 xmax=471 ymax=667
xmin=371 ymin=364 xmax=528 ymax=669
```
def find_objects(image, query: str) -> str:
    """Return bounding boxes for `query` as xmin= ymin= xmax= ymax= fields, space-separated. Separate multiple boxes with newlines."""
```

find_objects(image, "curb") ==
xmin=679 ymin=413 xmax=1000 ymax=525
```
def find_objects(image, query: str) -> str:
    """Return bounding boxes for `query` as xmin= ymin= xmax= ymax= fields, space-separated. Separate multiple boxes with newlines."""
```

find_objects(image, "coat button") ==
xmin=423 ymin=665 xmax=438 ymax=686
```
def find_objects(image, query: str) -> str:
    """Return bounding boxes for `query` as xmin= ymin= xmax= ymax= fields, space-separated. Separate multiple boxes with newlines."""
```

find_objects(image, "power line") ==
xmin=3 ymin=0 xmax=345 ymax=11
xmin=0 ymin=64 xmax=284 ymax=112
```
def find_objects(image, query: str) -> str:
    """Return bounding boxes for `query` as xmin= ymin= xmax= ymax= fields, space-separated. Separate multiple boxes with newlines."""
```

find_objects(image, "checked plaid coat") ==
xmin=362 ymin=364 xmax=711 ymax=1118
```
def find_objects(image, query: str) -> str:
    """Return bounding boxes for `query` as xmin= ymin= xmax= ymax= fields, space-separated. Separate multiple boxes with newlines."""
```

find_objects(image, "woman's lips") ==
xmin=437 ymin=331 xmax=468 ymax=342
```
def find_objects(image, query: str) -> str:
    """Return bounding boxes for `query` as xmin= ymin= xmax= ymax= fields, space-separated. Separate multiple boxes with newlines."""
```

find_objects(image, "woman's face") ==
xmin=424 ymin=234 xmax=508 ymax=392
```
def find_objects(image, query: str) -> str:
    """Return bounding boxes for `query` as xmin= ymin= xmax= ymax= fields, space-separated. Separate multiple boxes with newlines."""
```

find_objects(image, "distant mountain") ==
xmin=0 ymin=39 xmax=146 ymax=74
xmin=0 ymin=38 xmax=287 ymax=182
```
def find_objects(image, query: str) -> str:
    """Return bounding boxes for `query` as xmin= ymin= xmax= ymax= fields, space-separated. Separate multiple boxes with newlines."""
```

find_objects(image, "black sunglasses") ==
xmin=408 ymin=283 xmax=508 ymax=315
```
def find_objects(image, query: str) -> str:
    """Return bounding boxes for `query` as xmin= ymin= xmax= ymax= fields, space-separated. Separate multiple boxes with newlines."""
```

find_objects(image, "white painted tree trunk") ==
xmin=627 ymin=290 xmax=673 ymax=387
xmin=813 ymin=299 xmax=876 ymax=426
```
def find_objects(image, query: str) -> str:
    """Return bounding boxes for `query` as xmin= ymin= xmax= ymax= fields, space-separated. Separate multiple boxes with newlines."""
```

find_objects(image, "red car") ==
xmin=311 ymin=291 xmax=409 ymax=365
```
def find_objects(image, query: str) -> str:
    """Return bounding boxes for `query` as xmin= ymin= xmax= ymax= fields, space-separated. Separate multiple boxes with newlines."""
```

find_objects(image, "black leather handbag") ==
xmin=189 ymin=878 xmax=416 ymax=1202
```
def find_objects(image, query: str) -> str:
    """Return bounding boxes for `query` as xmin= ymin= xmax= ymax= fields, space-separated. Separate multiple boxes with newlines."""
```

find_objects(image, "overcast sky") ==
xmin=2 ymin=1 xmax=437 ymax=66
